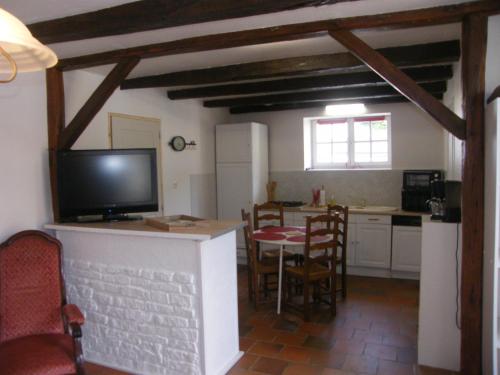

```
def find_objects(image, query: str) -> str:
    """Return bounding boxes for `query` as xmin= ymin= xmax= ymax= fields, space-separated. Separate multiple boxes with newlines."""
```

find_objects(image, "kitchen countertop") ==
xmin=279 ymin=205 xmax=426 ymax=217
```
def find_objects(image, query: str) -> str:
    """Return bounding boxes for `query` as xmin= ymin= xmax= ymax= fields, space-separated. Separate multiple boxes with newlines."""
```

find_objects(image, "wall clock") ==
xmin=169 ymin=136 xmax=186 ymax=151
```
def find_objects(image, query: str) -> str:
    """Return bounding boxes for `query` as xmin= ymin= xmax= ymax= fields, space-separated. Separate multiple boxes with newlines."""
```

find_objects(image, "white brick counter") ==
xmin=47 ymin=222 xmax=243 ymax=375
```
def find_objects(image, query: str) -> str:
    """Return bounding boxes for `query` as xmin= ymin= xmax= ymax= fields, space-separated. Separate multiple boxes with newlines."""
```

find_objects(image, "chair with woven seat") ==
xmin=0 ymin=230 xmax=85 ymax=375
xmin=284 ymin=212 xmax=340 ymax=321
xmin=253 ymin=202 xmax=295 ymax=262
xmin=327 ymin=204 xmax=349 ymax=299
xmin=241 ymin=210 xmax=280 ymax=309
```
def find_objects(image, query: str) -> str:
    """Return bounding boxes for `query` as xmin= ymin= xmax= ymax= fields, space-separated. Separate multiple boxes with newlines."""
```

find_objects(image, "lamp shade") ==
xmin=0 ymin=8 xmax=57 ymax=73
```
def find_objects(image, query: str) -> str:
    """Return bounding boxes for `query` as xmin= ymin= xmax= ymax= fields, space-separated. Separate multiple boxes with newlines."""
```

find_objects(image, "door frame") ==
xmin=108 ymin=112 xmax=164 ymax=214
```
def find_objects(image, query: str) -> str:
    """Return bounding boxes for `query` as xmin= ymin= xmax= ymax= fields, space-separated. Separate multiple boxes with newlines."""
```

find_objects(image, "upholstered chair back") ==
xmin=0 ymin=231 xmax=65 ymax=343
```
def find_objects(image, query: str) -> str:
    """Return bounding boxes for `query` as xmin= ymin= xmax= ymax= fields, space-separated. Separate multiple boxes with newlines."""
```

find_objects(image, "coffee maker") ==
xmin=429 ymin=180 xmax=462 ymax=222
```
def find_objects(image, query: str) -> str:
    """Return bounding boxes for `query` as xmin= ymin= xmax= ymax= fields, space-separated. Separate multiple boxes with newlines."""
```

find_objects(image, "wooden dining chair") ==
xmin=241 ymin=210 xmax=280 ymax=309
xmin=253 ymin=202 xmax=295 ymax=262
xmin=327 ymin=204 xmax=349 ymax=299
xmin=284 ymin=212 xmax=340 ymax=321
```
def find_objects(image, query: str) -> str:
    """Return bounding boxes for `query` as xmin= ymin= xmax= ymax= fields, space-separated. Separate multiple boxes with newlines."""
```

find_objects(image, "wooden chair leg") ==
xmin=303 ymin=281 xmax=310 ymax=322
xmin=264 ymin=274 xmax=268 ymax=297
xmin=330 ymin=273 xmax=337 ymax=317
xmin=342 ymin=257 xmax=347 ymax=299
xmin=247 ymin=264 xmax=253 ymax=301
xmin=253 ymin=273 xmax=259 ymax=310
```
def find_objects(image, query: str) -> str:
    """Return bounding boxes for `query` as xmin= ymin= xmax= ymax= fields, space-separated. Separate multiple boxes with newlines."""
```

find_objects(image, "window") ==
xmin=308 ymin=114 xmax=391 ymax=169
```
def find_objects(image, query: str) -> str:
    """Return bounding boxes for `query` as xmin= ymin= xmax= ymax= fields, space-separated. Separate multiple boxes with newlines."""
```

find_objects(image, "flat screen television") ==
xmin=57 ymin=148 xmax=158 ymax=222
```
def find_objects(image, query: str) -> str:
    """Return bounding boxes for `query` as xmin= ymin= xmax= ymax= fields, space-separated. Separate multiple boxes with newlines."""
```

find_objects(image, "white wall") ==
xmin=64 ymin=67 xmax=227 ymax=217
xmin=229 ymin=102 xmax=446 ymax=172
xmin=0 ymin=68 xmax=226 ymax=242
xmin=486 ymin=15 xmax=500 ymax=102
xmin=0 ymin=72 xmax=52 ymax=242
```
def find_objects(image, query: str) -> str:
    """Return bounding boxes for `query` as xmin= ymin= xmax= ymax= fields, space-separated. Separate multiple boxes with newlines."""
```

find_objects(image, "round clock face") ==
xmin=170 ymin=136 xmax=186 ymax=151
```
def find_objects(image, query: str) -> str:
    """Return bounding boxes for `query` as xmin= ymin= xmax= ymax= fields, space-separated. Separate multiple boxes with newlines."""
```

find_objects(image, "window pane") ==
xmin=372 ymin=141 xmax=388 ymax=153
xmin=316 ymin=123 xmax=332 ymax=143
xmin=371 ymin=121 xmax=388 ymax=140
xmin=333 ymin=153 xmax=348 ymax=163
xmin=354 ymin=121 xmax=370 ymax=141
xmin=316 ymin=144 xmax=332 ymax=163
xmin=355 ymin=153 xmax=371 ymax=162
xmin=372 ymin=153 xmax=388 ymax=162
xmin=355 ymin=142 xmax=370 ymax=154
xmin=332 ymin=142 xmax=348 ymax=154
xmin=331 ymin=122 xmax=348 ymax=142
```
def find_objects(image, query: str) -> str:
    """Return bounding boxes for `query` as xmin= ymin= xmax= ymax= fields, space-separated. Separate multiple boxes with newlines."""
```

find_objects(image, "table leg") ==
xmin=277 ymin=244 xmax=284 ymax=314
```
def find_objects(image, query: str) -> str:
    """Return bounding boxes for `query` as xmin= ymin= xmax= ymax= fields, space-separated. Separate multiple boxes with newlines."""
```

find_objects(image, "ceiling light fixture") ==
xmin=0 ymin=8 xmax=57 ymax=83
xmin=325 ymin=103 xmax=367 ymax=116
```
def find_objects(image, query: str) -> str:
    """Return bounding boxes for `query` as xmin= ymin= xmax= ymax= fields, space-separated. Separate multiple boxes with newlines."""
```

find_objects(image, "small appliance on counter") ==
xmin=402 ymin=170 xmax=443 ymax=212
xmin=429 ymin=180 xmax=462 ymax=222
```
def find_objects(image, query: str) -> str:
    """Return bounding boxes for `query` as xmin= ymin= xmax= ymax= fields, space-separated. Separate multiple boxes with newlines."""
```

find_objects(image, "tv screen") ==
xmin=57 ymin=148 xmax=158 ymax=221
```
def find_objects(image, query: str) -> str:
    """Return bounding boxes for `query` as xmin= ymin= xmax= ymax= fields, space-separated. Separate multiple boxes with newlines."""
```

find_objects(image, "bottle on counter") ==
xmin=319 ymin=185 xmax=326 ymax=207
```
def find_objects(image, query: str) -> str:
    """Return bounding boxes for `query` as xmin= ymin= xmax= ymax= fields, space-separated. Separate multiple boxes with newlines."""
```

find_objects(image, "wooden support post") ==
xmin=328 ymin=29 xmax=466 ymax=140
xmin=461 ymin=13 xmax=487 ymax=375
xmin=46 ymin=67 xmax=65 ymax=222
xmin=58 ymin=57 xmax=140 ymax=150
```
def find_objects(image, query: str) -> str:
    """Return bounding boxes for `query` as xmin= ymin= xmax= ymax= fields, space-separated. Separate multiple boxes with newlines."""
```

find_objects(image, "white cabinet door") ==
xmin=216 ymin=124 xmax=252 ymax=163
xmin=391 ymin=226 xmax=422 ymax=272
xmin=346 ymin=222 xmax=357 ymax=266
xmin=216 ymin=163 xmax=252 ymax=249
xmin=355 ymin=223 xmax=392 ymax=268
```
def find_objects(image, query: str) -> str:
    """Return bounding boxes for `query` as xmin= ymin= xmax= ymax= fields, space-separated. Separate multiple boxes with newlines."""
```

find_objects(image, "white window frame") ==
xmin=309 ymin=113 xmax=392 ymax=170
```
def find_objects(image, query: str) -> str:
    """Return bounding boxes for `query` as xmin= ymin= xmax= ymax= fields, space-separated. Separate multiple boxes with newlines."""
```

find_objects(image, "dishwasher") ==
xmin=391 ymin=215 xmax=422 ymax=275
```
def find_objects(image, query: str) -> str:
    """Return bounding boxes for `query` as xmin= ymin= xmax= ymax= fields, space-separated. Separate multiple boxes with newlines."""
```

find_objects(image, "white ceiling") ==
xmin=2 ymin=0 xmax=468 ymax=78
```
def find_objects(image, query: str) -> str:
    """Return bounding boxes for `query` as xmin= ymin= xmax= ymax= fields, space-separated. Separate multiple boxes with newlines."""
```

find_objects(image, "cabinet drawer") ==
xmin=356 ymin=214 xmax=390 ymax=225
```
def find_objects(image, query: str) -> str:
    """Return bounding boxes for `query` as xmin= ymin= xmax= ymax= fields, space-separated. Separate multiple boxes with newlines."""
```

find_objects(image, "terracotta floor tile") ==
xmin=235 ymin=353 xmax=259 ymax=369
xmin=273 ymin=331 xmax=308 ymax=346
xmin=321 ymin=369 xmax=357 ymax=375
xmin=322 ymin=326 xmax=355 ymax=341
xmin=249 ymin=342 xmax=284 ymax=357
xmin=240 ymin=337 xmax=256 ymax=351
xmin=278 ymin=346 xmax=313 ymax=364
xmin=342 ymin=354 xmax=378 ymax=375
xmin=309 ymin=349 xmax=346 ymax=369
xmin=382 ymin=334 xmax=416 ymax=349
xmin=247 ymin=326 xmax=279 ymax=341
xmin=370 ymin=321 xmax=400 ymax=335
xmin=300 ymin=322 xmax=331 ymax=336
xmin=352 ymin=329 xmax=383 ymax=344
xmin=273 ymin=318 xmax=300 ymax=332
xmin=252 ymin=357 xmax=289 ymax=375
xmin=377 ymin=359 xmax=415 ymax=375
xmin=282 ymin=364 xmax=323 ymax=375
xmin=302 ymin=335 xmax=333 ymax=350
xmin=397 ymin=347 xmax=417 ymax=364
xmin=364 ymin=343 xmax=398 ymax=361
xmin=343 ymin=317 xmax=372 ymax=331
xmin=331 ymin=338 xmax=365 ymax=355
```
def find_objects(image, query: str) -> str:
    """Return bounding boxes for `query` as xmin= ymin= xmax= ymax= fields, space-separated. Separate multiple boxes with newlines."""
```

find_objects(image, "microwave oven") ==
xmin=402 ymin=170 xmax=443 ymax=212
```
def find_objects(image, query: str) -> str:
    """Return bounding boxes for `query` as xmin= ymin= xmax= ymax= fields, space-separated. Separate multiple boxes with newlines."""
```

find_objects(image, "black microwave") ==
xmin=402 ymin=170 xmax=443 ymax=212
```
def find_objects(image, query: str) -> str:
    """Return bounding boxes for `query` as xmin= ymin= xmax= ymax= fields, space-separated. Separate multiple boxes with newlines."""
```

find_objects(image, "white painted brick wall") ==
xmin=64 ymin=260 xmax=200 ymax=375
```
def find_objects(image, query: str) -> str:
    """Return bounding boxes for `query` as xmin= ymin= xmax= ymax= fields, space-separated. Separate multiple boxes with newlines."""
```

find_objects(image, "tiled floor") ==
xmin=84 ymin=267 xmax=457 ymax=375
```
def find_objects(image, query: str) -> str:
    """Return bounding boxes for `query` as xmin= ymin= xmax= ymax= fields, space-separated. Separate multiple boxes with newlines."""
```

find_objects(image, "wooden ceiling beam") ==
xmin=204 ymin=81 xmax=446 ymax=108
xmin=57 ymin=1 xmax=499 ymax=71
xmin=122 ymin=40 xmax=459 ymax=89
xmin=167 ymin=65 xmax=453 ymax=100
xmin=29 ymin=0 xmax=353 ymax=45
xmin=329 ymin=29 xmax=465 ymax=140
xmin=460 ymin=13 xmax=487 ymax=375
xmin=229 ymin=94 xmax=444 ymax=114
xmin=58 ymin=57 xmax=140 ymax=150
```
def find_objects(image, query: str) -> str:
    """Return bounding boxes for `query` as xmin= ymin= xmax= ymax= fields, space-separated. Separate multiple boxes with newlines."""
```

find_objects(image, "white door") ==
xmin=391 ymin=226 xmax=422 ymax=272
xmin=355 ymin=223 xmax=392 ymax=268
xmin=216 ymin=163 xmax=252 ymax=249
xmin=109 ymin=113 xmax=163 ymax=214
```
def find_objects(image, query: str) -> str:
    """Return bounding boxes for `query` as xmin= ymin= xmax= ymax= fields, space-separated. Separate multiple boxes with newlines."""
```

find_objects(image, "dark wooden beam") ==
xmin=487 ymin=85 xmax=500 ymax=104
xmin=123 ymin=40 xmax=459 ymax=89
xmin=57 ymin=1 xmax=499 ymax=71
xmin=204 ymin=81 xmax=446 ymax=108
xmin=46 ymin=67 xmax=65 ymax=222
xmin=329 ymin=29 xmax=465 ymax=140
xmin=29 ymin=0 xmax=353 ymax=45
xmin=229 ymin=93 xmax=444 ymax=114
xmin=167 ymin=65 xmax=453 ymax=100
xmin=58 ymin=57 xmax=140 ymax=150
xmin=461 ymin=13 xmax=487 ymax=375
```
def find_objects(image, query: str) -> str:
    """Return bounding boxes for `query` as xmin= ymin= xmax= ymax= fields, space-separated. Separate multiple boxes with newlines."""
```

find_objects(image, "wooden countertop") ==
xmin=45 ymin=218 xmax=245 ymax=241
xmin=281 ymin=206 xmax=425 ymax=217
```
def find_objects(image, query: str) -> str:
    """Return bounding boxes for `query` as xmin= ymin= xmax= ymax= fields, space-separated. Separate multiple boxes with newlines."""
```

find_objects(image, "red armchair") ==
xmin=0 ymin=230 xmax=85 ymax=375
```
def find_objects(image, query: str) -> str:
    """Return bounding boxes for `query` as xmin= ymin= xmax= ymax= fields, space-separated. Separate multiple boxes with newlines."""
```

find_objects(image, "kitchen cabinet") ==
xmin=354 ymin=222 xmax=392 ymax=268
xmin=391 ymin=226 xmax=422 ymax=272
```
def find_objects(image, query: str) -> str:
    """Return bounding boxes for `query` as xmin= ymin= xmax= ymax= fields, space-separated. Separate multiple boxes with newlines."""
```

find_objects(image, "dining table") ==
xmin=253 ymin=225 xmax=331 ymax=314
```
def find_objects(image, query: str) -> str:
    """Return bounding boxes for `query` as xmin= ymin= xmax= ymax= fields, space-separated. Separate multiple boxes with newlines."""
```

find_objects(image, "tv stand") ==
xmin=102 ymin=213 xmax=143 ymax=222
